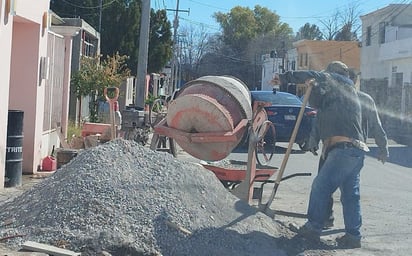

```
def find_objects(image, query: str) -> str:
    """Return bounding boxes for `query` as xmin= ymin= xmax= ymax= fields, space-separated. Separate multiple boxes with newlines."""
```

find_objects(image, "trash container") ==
xmin=56 ymin=148 xmax=78 ymax=169
xmin=5 ymin=110 xmax=24 ymax=187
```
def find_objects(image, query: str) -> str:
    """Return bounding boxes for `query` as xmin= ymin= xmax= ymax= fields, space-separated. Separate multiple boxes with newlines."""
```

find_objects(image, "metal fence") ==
xmin=43 ymin=32 xmax=65 ymax=132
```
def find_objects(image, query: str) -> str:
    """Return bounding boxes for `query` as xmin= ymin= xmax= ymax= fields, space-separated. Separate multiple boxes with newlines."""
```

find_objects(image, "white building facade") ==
xmin=261 ymin=54 xmax=284 ymax=91
xmin=360 ymin=4 xmax=412 ymax=138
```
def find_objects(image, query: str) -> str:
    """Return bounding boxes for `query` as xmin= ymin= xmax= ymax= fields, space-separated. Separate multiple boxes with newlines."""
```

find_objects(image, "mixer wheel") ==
xmin=255 ymin=121 xmax=276 ymax=166
xmin=149 ymin=98 xmax=168 ymax=128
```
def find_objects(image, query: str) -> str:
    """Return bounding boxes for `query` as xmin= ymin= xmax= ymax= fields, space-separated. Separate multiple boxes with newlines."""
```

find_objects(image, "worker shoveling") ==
xmin=0 ymin=139 xmax=296 ymax=255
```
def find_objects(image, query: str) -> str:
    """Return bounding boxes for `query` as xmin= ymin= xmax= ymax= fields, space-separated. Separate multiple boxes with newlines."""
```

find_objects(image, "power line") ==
xmin=60 ymin=0 xmax=117 ymax=10
xmin=178 ymin=16 xmax=220 ymax=31
xmin=187 ymin=0 xmax=229 ymax=12
xmin=360 ymin=1 xmax=412 ymax=40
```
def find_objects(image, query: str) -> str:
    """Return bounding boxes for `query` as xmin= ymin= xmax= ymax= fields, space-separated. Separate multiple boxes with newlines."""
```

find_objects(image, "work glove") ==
xmin=377 ymin=149 xmax=389 ymax=164
xmin=310 ymin=146 xmax=319 ymax=156
xmin=301 ymin=133 xmax=320 ymax=156
xmin=301 ymin=142 xmax=319 ymax=156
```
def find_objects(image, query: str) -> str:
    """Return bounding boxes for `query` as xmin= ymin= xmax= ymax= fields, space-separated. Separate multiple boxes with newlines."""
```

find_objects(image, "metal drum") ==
xmin=166 ymin=76 xmax=252 ymax=161
xmin=5 ymin=110 xmax=24 ymax=187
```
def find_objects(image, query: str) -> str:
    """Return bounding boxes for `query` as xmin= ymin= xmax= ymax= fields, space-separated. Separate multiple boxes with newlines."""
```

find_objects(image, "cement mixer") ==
xmin=151 ymin=75 xmax=312 ymax=211
xmin=151 ymin=75 xmax=276 ymax=199
xmin=164 ymin=75 xmax=252 ymax=161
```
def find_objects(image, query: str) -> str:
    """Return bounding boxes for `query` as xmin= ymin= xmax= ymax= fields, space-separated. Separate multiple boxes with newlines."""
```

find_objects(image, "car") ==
xmin=250 ymin=90 xmax=316 ymax=150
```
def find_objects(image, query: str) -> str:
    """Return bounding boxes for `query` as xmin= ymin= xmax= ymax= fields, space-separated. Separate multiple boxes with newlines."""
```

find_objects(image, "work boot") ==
xmin=336 ymin=233 xmax=361 ymax=248
xmin=297 ymin=223 xmax=320 ymax=243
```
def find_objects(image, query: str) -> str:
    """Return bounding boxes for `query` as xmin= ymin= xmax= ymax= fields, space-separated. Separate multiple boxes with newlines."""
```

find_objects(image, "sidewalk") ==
xmin=0 ymin=173 xmax=51 ymax=205
xmin=0 ymin=173 xmax=53 ymax=255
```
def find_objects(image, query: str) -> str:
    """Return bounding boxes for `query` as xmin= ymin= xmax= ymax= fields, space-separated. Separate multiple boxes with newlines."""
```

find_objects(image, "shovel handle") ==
xmin=104 ymin=87 xmax=119 ymax=102
xmin=262 ymin=79 xmax=315 ymax=213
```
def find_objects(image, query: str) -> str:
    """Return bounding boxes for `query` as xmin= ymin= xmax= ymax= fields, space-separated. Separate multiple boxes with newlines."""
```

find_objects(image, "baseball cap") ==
xmin=326 ymin=61 xmax=349 ymax=77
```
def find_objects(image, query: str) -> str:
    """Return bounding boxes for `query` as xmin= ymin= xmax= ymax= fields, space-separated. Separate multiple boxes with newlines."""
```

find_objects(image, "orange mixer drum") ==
xmin=166 ymin=75 xmax=252 ymax=161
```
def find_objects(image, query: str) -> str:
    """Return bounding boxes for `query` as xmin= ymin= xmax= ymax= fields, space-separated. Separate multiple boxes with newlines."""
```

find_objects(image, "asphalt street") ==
xmin=225 ymin=140 xmax=412 ymax=256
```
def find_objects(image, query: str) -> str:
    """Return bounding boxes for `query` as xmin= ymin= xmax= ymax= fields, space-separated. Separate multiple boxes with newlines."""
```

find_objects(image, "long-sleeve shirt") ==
xmin=279 ymin=70 xmax=364 ymax=143
xmin=306 ymin=88 xmax=389 ymax=157
xmin=357 ymin=91 xmax=389 ymax=156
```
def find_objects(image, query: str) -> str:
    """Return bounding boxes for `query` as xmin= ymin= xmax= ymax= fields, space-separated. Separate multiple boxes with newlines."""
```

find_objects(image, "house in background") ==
xmin=1 ymin=0 xmax=54 ymax=187
xmin=0 ymin=0 xmax=88 ymax=189
xmin=291 ymin=40 xmax=360 ymax=72
xmin=57 ymin=18 xmax=100 ymax=125
xmin=360 ymin=4 xmax=412 ymax=140
xmin=274 ymin=40 xmax=360 ymax=96
xmin=260 ymin=53 xmax=284 ymax=91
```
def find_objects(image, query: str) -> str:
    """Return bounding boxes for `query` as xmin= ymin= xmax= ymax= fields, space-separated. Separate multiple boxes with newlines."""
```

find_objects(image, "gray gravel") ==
xmin=0 ymin=139 xmax=291 ymax=255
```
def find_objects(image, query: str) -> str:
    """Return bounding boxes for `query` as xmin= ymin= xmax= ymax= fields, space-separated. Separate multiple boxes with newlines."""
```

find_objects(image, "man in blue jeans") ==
xmin=278 ymin=61 xmax=368 ymax=248
xmin=306 ymin=69 xmax=389 ymax=231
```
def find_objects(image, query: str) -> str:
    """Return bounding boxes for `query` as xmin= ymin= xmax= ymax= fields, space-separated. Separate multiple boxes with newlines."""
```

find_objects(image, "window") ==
xmin=379 ymin=22 xmax=386 ymax=44
xmin=392 ymin=72 xmax=403 ymax=87
xmin=305 ymin=53 xmax=308 ymax=66
xmin=366 ymin=26 xmax=371 ymax=46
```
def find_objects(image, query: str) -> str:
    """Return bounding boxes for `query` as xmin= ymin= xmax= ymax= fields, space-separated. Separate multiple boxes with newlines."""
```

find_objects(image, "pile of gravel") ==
xmin=0 ymin=139 xmax=291 ymax=255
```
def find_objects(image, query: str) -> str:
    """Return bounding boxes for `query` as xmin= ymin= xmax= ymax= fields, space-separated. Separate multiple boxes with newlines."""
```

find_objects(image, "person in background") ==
xmin=278 ymin=61 xmax=368 ymax=248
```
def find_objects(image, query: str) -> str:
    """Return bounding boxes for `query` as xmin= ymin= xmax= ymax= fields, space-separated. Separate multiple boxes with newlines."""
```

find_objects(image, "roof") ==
xmin=360 ymin=4 xmax=411 ymax=20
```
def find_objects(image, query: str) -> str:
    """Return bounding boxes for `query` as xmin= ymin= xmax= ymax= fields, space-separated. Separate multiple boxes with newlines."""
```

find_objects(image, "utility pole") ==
xmin=135 ymin=0 xmax=151 ymax=109
xmin=98 ymin=0 xmax=102 ymax=33
xmin=167 ymin=1 xmax=189 ymax=93
xmin=171 ymin=0 xmax=179 ymax=93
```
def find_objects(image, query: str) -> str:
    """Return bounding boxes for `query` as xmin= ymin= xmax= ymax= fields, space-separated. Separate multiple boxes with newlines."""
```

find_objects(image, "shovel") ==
xmin=104 ymin=87 xmax=120 ymax=140
xmin=260 ymin=79 xmax=315 ymax=217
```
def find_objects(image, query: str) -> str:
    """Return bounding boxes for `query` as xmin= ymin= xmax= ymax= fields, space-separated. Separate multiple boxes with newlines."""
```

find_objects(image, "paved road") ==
xmin=226 ymin=141 xmax=412 ymax=256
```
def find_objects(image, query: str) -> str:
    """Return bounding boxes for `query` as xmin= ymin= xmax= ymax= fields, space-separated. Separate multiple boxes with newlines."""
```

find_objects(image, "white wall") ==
xmin=0 ymin=0 xmax=14 ymax=186
xmin=261 ymin=57 xmax=283 ymax=91
xmin=1 ymin=0 xmax=51 ymax=185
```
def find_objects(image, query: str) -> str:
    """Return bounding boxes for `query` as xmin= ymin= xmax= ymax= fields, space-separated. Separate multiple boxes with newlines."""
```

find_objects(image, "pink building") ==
xmin=0 ymin=1 xmax=79 ymax=188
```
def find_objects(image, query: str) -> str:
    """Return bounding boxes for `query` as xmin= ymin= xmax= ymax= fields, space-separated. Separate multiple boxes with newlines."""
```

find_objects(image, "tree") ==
xmin=178 ymin=24 xmax=211 ymax=81
xmin=214 ymin=6 xmax=259 ymax=54
xmin=148 ymin=9 xmax=173 ymax=74
xmin=207 ymin=5 xmax=293 ymax=87
xmin=71 ymin=53 xmax=130 ymax=123
xmin=334 ymin=23 xmax=357 ymax=41
xmin=50 ymin=0 xmax=97 ymax=21
xmin=319 ymin=3 xmax=361 ymax=41
xmin=296 ymin=23 xmax=323 ymax=40
xmin=214 ymin=5 xmax=292 ymax=55
xmin=50 ymin=0 xmax=173 ymax=75
xmin=335 ymin=3 xmax=361 ymax=40
xmin=100 ymin=1 xmax=140 ymax=73
xmin=320 ymin=9 xmax=341 ymax=40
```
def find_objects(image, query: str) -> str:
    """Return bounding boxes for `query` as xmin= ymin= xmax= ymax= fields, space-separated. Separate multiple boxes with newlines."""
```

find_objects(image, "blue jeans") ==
xmin=306 ymin=146 xmax=365 ymax=239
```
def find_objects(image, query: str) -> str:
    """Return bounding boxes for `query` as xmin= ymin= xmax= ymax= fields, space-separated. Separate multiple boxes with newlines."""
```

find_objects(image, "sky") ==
xmin=150 ymin=0 xmax=409 ymax=34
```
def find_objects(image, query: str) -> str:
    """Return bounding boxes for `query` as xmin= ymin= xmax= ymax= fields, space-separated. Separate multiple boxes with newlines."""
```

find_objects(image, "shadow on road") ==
xmin=366 ymin=145 xmax=412 ymax=168
xmin=232 ymin=145 xmax=305 ymax=155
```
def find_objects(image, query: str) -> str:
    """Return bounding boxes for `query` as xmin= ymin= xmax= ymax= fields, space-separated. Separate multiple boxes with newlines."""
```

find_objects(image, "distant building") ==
xmin=360 ymin=4 xmax=412 ymax=139
xmin=52 ymin=18 xmax=100 ymax=124
xmin=290 ymin=39 xmax=360 ymax=72
xmin=278 ymin=40 xmax=360 ymax=96
xmin=260 ymin=53 xmax=284 ymax=91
